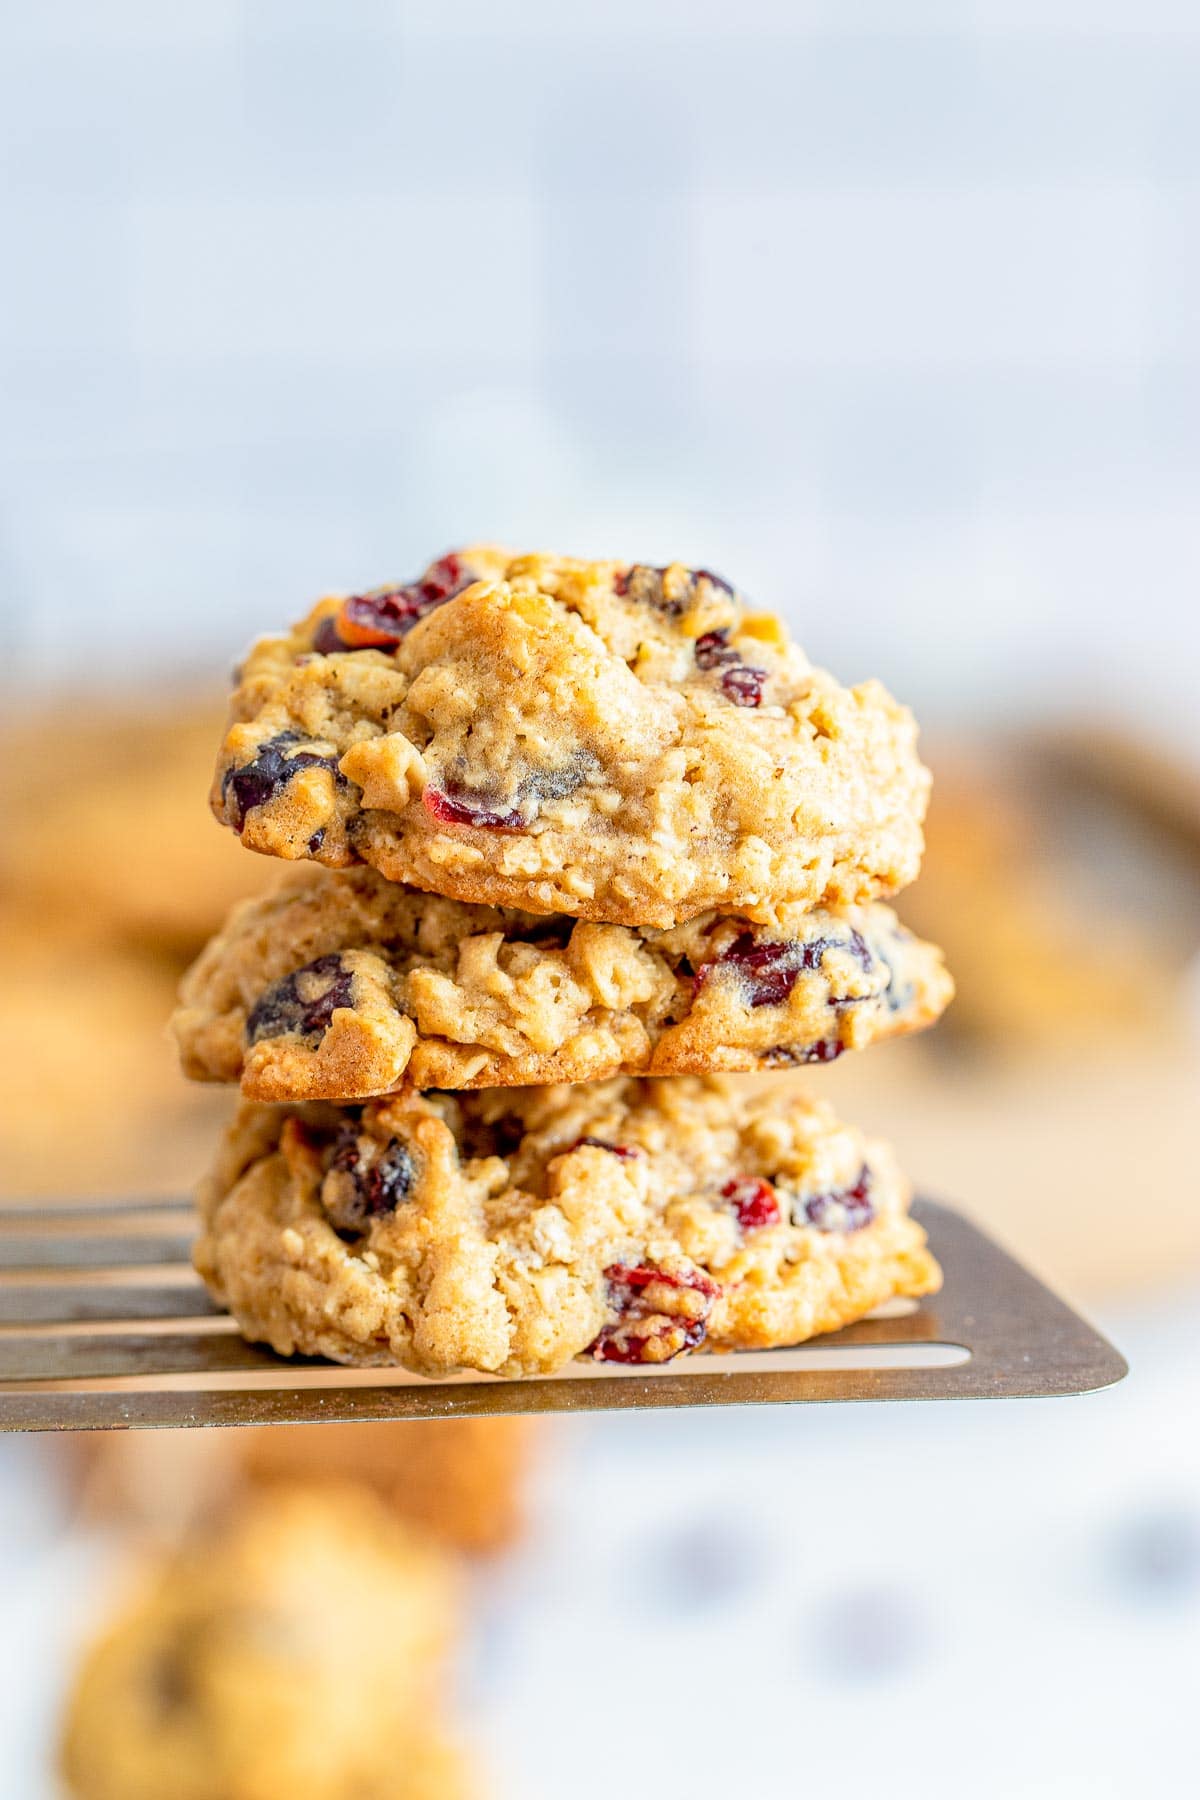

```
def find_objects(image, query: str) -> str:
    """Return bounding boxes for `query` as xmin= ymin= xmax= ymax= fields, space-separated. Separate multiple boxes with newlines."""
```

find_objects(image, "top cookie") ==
xmin=212 ymin=550 xmax=930 ymax=928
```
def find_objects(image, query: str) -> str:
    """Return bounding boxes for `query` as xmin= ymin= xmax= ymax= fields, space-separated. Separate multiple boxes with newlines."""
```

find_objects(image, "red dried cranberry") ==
xmin=423 ymin=786 xmax=525 ymax=829
xmin=799 ymin=1166 xmax=874 ymax=1233
xmin=246 ymin=953 xmax=355 ymax=1047
xmin=589 ymin=1261 xmax=720 ymax=1364
xmin=222 ymin=732 xmax=345 ymax=830
xmin=571 ymin=1137 xmax=642 ymax=1159
xmin=694 ymin=630 xmax=767 ymax=708
xmin=695 ymin=929 xmax=874 ymax=1009
xmin=317 ymin=553 xmax=475 ymax=652
xmin=321 ymin=1128 xmax=417 ymax=1236
xmin=719 ymin=663 xmax=767 ymax=706
xmin=721 ymin=1176 xmax=781 ymax=1231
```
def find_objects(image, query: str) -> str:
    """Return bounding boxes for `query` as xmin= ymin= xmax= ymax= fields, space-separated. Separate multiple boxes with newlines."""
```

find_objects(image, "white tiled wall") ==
xmin=1 ymin=1 xmax=1197 ymax=748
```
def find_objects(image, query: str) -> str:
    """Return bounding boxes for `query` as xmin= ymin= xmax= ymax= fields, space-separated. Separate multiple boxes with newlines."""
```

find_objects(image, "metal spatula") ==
xmin=0 ymin=1199 xmax=1125 ymax=1430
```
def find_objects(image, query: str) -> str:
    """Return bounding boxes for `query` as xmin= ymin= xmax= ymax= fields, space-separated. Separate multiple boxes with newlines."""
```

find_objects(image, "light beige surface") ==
xmin=821 ymin=1038 xmax=1200 ymax=1303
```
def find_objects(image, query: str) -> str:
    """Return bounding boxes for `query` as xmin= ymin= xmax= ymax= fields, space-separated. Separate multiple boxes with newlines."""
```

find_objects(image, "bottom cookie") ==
xmin=196 ymin=1077 xmax=941 ymax=1379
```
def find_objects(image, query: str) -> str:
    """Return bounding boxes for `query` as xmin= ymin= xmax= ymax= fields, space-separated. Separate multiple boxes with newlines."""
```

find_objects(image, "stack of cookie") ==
xmin=174 ymin=551 xmax=952 ymax=1377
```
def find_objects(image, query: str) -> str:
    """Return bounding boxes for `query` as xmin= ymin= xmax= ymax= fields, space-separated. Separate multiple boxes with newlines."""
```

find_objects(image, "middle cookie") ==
xmin=173 ymin=866 xmax=952 ymax=1101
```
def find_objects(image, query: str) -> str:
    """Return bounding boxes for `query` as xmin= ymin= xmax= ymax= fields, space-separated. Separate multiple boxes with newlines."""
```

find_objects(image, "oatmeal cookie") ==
xmin=59 ymin=1485 xmax=473 ymax=1800
xmin=210 ymin=550 xmax=929 ymax=927
xmin=195 ymin=1078 xmax=940 ymax=1379
xmin=174 ymin=867 xmax=952 ymax=1100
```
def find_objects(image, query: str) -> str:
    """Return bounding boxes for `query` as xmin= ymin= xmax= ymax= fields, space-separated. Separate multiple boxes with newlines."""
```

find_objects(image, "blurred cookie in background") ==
xmin=239 ymin=1416 xmax=537 ymax=1556
xmin=1 ymin=698 xmax=279 ymax=962
xmin=898 ymin=736 xmax=1193 ymax=1056
xmin=59 ymin=1483 xmax=477 ymax=1800
xmin=820 ymin=730 xmax=1200 ymax=1301
xmin=0 ymin=914 xmax=231 ymax=1198
xmin=70 ymin=1417 xmax=539 ymax=1558
xmin=0 ymin=694 xmax=278 ymax=1200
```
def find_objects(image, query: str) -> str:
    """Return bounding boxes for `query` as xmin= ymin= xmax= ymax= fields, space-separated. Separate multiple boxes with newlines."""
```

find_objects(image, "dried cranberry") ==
xmin=693 ymin=630 xmax=767 ymax=708
xmin=721 ymin=1176 xmax=780 ymax=1231
xmin=799 ymin=1166 xmax=874 ymax=1233
xmin=424 ymin=758 xmax=591 ymax=831
xmin=222 ymin=731 xmax=345 ymax=829
xmin=246 ymin=953 xmax=354 ymax=1047
xmin=589 ymin=1261 xmax=720 ymax=1365
xmin=423 ymin=785 xmax=525 ymax=829
xmin=316 ymin=553 xmax=475 ymax=652
xmin=719 ymin=663 xmax=767 ymax=706
xmin=695 ymin=929 xmax=874 ymax=1009
xmin=693 ymin=630 xmax=741 ymax=672
xmin=571 ymin=1137 xmax=641 ymax=1159
xmin=321 ymin=1127 xmax=417 ymax=1236
xmin=459 ymin=1110 xmax=526 ymax=1162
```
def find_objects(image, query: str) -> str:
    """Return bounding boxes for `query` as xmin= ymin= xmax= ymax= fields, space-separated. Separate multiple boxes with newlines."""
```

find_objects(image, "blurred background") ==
xmin=1 ymin=3 xmax=1198 ymax=1797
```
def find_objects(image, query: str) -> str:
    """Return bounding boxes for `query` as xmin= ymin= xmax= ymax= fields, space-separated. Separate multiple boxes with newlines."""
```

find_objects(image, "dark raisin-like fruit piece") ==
xmin=719 ymin=663 xmax=767 ymax=706
xmin=694 ymin=567 xmax=735 ymax=597
xmin=321 ymin=1128 xmax=417 ymax=1236
xmin=246 ymin=954 xmax=354 ymax=1047
xmin=316 ymin=553 xmax=475 ymax=652
xmin=798 ymin=1166 xmax=874 ymax=1233
xmin=458 ymin=1108 xmax=526 ymax=1163
xmin=312 ymin=615 xmax=346 ymax=655
xmin=614 ymin=564 xmax=736 ymax=615
xmin=222 ymin=731 xmax=344 ymax=830
xmin=570 ymin=1136 xmax=642 ymax=1159
xmin=873 ymin=930 xmax=916 ymax=1014
xmin=614 ymin=564 xmax=674 ymax=609
xmin=721 ymin=1175 xmax=781 ymax=1231
xmin=693 ymin=630 xmax=767 ymax=708
xmin=589 ymin=1261 xmax=720 ymax=1364
xmin=693 ymin=629 xmax=741 ymax=671
xmin=695 ymin=929 xmax=873 ymax=1009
